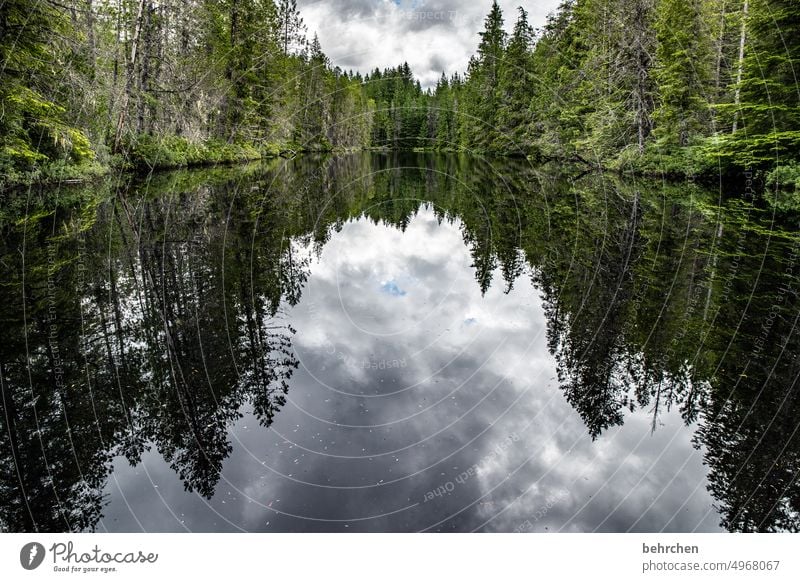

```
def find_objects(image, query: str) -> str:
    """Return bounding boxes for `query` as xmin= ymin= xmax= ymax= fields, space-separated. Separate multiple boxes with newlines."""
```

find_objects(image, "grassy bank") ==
xmin=0 ymin=135 xmax=325 ymax=190
xmin=5 ymin=137 xmax=799 ymax=199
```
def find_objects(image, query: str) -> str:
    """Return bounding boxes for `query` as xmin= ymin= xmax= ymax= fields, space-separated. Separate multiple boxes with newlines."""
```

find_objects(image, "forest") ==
xmin=1 ymin=0 xmax=798 ymax=188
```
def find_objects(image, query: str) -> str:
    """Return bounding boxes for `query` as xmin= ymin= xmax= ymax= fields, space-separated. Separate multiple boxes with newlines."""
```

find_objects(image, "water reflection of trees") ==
xmin=0 ymin=168 xmax=302 ymax=531
xmin=515 ymin=172 xmax=800 ymax=532
xmin=1 ymin=154 xmax=798 ymax=531
xmin=336 ymin=156 xmax=800 ymax=532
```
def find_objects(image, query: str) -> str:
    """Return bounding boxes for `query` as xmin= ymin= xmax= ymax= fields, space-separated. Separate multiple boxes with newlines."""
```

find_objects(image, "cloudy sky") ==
xmin=298 ymin=0 xmax=563 ymax=88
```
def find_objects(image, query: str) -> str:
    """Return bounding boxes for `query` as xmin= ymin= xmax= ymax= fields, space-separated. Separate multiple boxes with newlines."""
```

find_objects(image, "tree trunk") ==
xmin=114 ymin=0 xmax=147 ymax=150
xmin=137 ymin=3 xmax=153 ymax=134
xmin=731 ymin=0 xmax=749 ymax=133
xmin=714 ymin=1 xmax=727 ymax=94
xmin=85 ymin=0 xmax=96 ymax=74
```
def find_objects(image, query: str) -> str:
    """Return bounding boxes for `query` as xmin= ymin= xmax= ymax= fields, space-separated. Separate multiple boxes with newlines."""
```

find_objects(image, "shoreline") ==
xmin=3 ymin=143 xmax=796 ymax=196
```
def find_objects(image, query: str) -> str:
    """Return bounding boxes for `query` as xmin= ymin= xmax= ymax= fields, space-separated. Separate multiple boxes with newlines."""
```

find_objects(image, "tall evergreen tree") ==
xmin=526 ymin=1 xmax=592 ymax=159
xmin=653 ymin=0 xmax=713 ymax=147
xmin=717 ymin=0 xmax=800 ymax=168
xmin=276 ymin=0 xmax=306 ymax=54
xmin=496 ymin=7 xmax=535 ymax=154
xmin=461 ymin=1 xmax=506 ymax=151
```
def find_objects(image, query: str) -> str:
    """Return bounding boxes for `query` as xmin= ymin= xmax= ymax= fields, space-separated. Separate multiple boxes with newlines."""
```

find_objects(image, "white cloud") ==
xmin=299 ymin=0 xmax=564 ymax=88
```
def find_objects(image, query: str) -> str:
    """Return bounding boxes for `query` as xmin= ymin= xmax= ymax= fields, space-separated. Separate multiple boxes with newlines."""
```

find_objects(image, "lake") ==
xmin=1 ymin=153 xmax=798 ymax=532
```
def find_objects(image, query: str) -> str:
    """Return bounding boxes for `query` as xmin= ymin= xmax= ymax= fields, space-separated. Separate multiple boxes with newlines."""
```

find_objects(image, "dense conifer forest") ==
xmin=1 ymin=0 xmax=798 ymax=187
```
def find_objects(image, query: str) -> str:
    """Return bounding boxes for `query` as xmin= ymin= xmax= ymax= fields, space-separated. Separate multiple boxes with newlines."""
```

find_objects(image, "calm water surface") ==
xmin=2 ymin=154 xmax=799 ymax=532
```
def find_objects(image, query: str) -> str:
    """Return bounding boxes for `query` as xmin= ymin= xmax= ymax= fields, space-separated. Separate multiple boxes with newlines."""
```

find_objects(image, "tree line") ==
xmin=1 ymin=0 xmax=798 ymax=186
xmin=423 ymin=0 xmax=799 ymax=184
xmin=0 ymin=0 xmax=377 ymax=184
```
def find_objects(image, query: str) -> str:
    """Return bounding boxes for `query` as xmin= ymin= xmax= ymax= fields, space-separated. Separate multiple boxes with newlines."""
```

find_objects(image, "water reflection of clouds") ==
xmin=380 ymin=280 xmax=407 ymax=296
xmin=101 ymin=207 xmax=719 ymax=532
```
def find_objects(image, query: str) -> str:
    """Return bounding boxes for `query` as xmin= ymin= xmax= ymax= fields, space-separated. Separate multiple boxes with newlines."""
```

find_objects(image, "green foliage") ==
xmin=0 ymin=0 xmax=95 ymax=182
xmin=459 ymin=1 xmax=506 ymax=151
xmin=494 ymin=8 xmax=535 ymax=154
xmin=652 ymin=0 xmax=713 ymax=147
xmin=609 ymin=143 xmax=717 ymax=178
xmin=0 ymin=0 xmax=380 ymax=186
xmin=1 ymin=0 xmax=796 ymax=188
xmin=432 ymin=0 xmax=798 ymax=179
xmin=120 ymin=135 xmax=265 ymax=170
xmin=766 ymin=162 xmax=800 ymax=193
xmin=363 ymin=63 xmax=427 ymax=149
xmin=718 ymin=0 xmax=800 ymax=167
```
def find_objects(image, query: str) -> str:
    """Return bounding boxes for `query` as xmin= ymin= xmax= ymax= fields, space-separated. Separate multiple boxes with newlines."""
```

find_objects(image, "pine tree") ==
xmin=653 ymin=0 xmax=713 ymax=147
xmin=461 ymin=1 xmax=507 ymax=151
xmin=276 ymin=0 xmax=306 ymax=54
xmin=496 ymin=7 xmax=535 ymax=154
xmin=717 ymin=0 xmax=800 ymax=168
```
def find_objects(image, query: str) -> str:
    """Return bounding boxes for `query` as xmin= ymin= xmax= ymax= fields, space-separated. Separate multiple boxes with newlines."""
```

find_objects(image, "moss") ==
xmin=0 ymin=157 xmax=107 ymax=190
xmin=1 ymin=133 xmax=296 ymax=189
xmin=608 ymin=144 xmax=719 ymax=179
xmin=118 ymin=135 xmax=267 ymax=171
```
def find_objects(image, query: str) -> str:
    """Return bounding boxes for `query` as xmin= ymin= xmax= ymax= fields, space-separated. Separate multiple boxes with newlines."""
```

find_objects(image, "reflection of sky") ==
xmin=380 ymin=279 xmax=406 ymax=297
xmin=100 ymin=206 xmax=720 ymax=532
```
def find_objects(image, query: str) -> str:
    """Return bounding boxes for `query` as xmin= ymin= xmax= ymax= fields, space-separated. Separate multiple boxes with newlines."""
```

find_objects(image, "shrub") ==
xmin=766 ymin=162 xmax=800 ymax=194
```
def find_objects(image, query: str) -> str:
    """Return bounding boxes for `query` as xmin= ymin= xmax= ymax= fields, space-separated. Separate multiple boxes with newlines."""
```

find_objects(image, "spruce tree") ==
xmin=496 ymin=7 xmax=535 ymax=154
xmin=461 ymin=1 xmax=507 ymax=151
xmin=719 ymin=0 xmax=800 ymax=167
xmin=653 ymin=0 xmax=713 ymax=147
xmin=276 ymin=0 xmax=306 ymax=54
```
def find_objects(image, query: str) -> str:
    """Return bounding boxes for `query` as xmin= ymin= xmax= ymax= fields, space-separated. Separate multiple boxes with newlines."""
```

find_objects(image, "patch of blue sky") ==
xmin=380 ymin=279 xmax=407 ymax=297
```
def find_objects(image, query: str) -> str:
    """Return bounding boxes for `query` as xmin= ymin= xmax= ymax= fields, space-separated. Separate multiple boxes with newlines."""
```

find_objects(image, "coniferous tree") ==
xmin=276 ymin=0 xmax=306 ymax=54
xmin=496 ymin=7 xmax=535 ymax=154
xmin=460 ymin=1 xmax=506 ymax=151
xmin=653 ymin=0 xmax=713 ymax=147
xmin=715 ymin=0 xmax=800 ymax=168
xmin=525 ymin=1 xmax=591 ymax=159
xmin=1 ymin=0 xmax=798 ymax=186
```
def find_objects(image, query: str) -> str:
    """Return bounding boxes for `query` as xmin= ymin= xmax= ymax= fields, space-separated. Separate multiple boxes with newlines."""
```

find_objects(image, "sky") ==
xmin=298 ymin=0 xmax=563 ymax=88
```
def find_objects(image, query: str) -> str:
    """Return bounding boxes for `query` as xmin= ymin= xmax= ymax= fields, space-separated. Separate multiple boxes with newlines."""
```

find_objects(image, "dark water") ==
xmin=1 ymin=153 xmax=799 ymax=532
